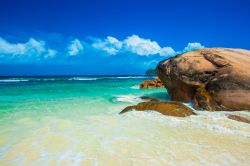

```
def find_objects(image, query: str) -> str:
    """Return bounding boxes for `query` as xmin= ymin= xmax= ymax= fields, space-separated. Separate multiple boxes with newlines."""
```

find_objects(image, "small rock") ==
xmin=140 ymin=96 xmax=159 ymax=102
xmin=139 ymin=77 xmax=164 ymax=88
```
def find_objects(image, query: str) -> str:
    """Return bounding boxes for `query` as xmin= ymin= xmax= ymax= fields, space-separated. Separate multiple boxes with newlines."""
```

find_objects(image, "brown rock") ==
xmin=140 ymin=96 xmax=159 ymax=102
xmin=120 ymin=101 xmax=196 ymax=117
xmin=139 ymin=77 xmax=164 ymax=88
xmin=157 ymin=48 xmax=250 ymax=111
xmin=228 ymin=115 xmax=250 ymax=124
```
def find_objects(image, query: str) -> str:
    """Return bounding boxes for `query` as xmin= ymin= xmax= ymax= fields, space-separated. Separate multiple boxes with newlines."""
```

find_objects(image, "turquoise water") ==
xmin=0 ymin=76 xmax=167 ymax=118
xmin=0 ymin=76 xmax=249 ymax=166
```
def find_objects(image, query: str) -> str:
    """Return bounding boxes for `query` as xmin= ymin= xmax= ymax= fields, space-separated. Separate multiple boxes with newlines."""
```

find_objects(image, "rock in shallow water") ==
xmin=120 ymin=101 xmax=196 ymax=117
xmin=140 ymin=96 xmax=159 ymax=102
xmin=139 ymin=77 xmax=164 ymax=88
xmin=157 ymin=48 xmax=250 ymax=111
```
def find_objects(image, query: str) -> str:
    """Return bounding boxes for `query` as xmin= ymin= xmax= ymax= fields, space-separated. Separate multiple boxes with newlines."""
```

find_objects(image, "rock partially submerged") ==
xmin=120 ymin=101 xmax=196 ymax=117
xmin=139 ymin=77 xmax=164 ymax=88
xmin=140 ymin=96 xmax=159 ymax=102
xmin=157 ymin=48 xmax=250 ymax=111
xmin=228 ymin=115 xmax=250 ymax=124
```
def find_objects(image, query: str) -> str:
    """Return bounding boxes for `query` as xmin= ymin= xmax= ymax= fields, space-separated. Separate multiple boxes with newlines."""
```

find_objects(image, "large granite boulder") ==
xmin=139 ymin=77 xmax=164 ymax=88
xmin=157 ymin=48 xmax=250 ymax=111
xmin=120 ymin=101 xmax=195 ymax=117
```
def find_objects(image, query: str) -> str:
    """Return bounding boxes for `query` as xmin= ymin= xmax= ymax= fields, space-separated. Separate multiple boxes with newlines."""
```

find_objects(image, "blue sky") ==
xmin=0 ymin=0 xmax=249 ymax=75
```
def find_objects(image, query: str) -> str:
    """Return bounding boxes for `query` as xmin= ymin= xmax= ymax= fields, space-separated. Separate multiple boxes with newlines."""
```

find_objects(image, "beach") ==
xmin=0 ymin=76 xmax=249 ymax=165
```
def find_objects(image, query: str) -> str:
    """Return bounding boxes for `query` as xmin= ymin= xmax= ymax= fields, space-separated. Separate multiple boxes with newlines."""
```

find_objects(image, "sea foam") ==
xmin=130 ymin=85 xmax=140 ymax=89
xmin=115 ymin=95 xmax=143 ymax=103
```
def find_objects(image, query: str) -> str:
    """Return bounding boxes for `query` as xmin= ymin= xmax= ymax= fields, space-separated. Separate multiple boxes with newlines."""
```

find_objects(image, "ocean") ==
xmin=0 ymin=76 xmax=249 ymax=165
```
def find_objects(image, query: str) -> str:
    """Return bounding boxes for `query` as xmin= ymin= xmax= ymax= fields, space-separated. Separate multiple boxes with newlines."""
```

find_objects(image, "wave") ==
xmin=130 ymin=85 xmax=140 ymax=89
xmin=0 ymin=79 xmax=29 ymax=83
xmin=0 ymin=75 xmax=155 ymax=83
xmin=114 ymin=95 xmax=143 ymax=103
xmin=69 ymin=77 xmax=98 ymax=81
xmin=64 ymin=76 xmax=152 ymax=81
xmin=35 ymin=78 xmax=56 ymax=81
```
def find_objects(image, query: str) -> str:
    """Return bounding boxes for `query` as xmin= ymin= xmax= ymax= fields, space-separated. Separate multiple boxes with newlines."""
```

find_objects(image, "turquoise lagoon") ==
xmin=0 ymin=76 xmax=249 ymax=165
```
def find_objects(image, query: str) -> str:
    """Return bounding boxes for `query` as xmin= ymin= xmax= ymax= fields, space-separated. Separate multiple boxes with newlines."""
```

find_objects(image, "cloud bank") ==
xmin=0 ymin=35 xmax=204 ymax=67
xmin=90 ymin=35 xmax=178 ymax=57
xmin=92 ymin=36 xmax=122 ymax=55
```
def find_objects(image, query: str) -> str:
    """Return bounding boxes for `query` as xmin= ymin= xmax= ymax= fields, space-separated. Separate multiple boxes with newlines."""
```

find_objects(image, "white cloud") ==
xmin=124 ymin=35 xmax=162 ymax=56
xmin=0 ymin=37 xmax=28 ymax=55
xmin=106 ymin=36 xmax=122 ymax=48
xmin=183 ymin=42 xmax=204 ymax=52
xmin=68 ymin=39 xmax=84 ymax=56
xmin=0 ymin=35 xmax=205 ymax=63
xmin=26 ymin=38 xmax=46 ymax=55
xmin=160 ymin=47 xmax=176 ymax=56
xmin=91 ymin=35 xmax=176 ymax=57
xmin=92 ymin=36 xmax=122 ymax=55
xmin=0 ymin=37 xmax=55 ymax=58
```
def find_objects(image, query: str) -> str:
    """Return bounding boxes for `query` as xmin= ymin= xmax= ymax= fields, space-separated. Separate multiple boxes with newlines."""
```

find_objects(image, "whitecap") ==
xmin=38 ymin=78 xmax=56 ymax=81
xmin=0 ymin=79 xmax=29 ymax=83
xmin=69 ymin=77 xmax=98 ymax=81
xmin=130 ymin=85 xmax=140 ymax=89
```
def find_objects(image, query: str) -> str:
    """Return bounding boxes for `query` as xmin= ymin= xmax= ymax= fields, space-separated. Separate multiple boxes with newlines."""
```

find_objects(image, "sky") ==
xmin=0 ymin=0 xmax=249 ymax=75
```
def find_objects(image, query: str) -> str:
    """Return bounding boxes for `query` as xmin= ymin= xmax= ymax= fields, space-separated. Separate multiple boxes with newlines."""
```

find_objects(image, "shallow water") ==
xmin=0 ymin=76 xmax=249 ymax=166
